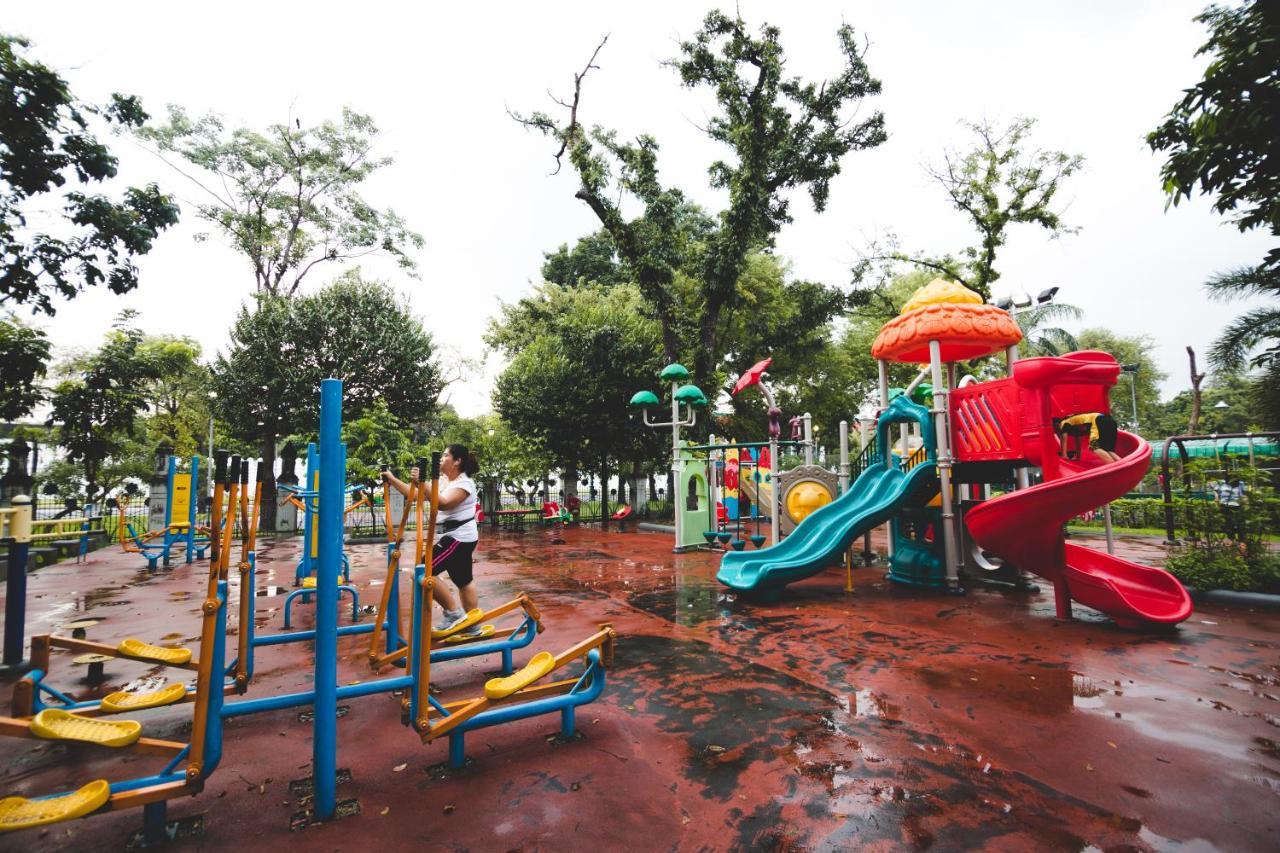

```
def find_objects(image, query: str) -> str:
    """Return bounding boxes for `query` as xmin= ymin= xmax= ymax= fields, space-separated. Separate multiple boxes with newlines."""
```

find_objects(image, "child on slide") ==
xmin=1057 ymin=413 xmax=1121 ymax=463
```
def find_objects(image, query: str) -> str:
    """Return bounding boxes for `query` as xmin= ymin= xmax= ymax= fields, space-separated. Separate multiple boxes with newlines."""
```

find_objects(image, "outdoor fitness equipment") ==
xmin=0 ymin=378 xmax=617 ymax=837
xmin=116 ymin=455 xmax=210 ymax=571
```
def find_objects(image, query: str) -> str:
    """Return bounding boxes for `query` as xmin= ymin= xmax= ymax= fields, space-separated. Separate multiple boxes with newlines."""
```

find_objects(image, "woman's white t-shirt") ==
xmin=437 ymin=474 xmax=478 ymax=542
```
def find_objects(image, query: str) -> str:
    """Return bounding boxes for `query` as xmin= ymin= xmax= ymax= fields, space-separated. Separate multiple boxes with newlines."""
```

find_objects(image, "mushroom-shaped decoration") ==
xmin=871 ymin=278 xmax=1022 ymax=364
xmin=731 ymin=357 xmax=773 ymax=397
xmin=629 ymin=390 xmax=660 ymax=408
xmin=673 ymin=384 xmax=708 ymax=407
xmin=660 ymin=363 xmax=690 ymax=382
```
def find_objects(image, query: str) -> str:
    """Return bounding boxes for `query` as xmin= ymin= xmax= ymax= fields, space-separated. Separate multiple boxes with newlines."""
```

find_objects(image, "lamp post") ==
xmin=206 ymin=391 xmax=217 ymax=498
xmin=1120 ymin=364 xmax=1140 ymax=432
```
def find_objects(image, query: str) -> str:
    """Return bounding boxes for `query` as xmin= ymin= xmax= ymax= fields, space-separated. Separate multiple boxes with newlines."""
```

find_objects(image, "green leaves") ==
xmin=1149 ymin=1 xmax=1280 ymax=239
xmin=0 ymin=35 xmax=179 ymax=315
xmin=517 ymin=11 xmax=885 ymax=384
xmin=137 ymin=105 xmax=422 ymax=297
xmin=0 ymin=314 xmax=50 ymax=420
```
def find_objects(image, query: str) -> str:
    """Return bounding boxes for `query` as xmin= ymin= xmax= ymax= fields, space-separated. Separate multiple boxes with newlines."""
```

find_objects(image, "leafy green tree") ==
xmin=212 ymin=271 xmax=441 ymax=525
xmin=858 ymin=117 xmax=1083 ymax=299
xmin=1072 ymin=328 xmax=1166 ymax=435
xmin=48 ymin=325 xmax=159 ymax=499
xmin=138 ymin=106 xmax=422 ymax=298
xmin=1148 ymin=0 xmax=1279 ymax=265
xmin=338 ymin=399 xmax=418 ymax=487
xmin=1149 ymin=372 xmax=1270 ymax=437
xmin=0 ymin=314 xmax=50 ymax=420
xmin=0 ymin=35 xmax=179 ymax=315
xmin=1149 ymin=1 xmax=1280 ymax=425
xmin=541 ymin=230 xmax=630 ymax=287
xmin=489 ymin=283 xmax=667 ymax=492
xmin=515 ymin=10 xmax=885 ymax=385
xmin=137 ymin=335 xmax=212 ymax=455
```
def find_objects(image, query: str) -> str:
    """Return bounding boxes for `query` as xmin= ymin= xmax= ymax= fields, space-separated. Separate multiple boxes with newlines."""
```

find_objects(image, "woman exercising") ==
xmin=383 ymin=444 xmax=483 ymax=637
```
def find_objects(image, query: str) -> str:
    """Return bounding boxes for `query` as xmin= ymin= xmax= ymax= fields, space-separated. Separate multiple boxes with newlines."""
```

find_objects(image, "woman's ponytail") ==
xmin=447 ymin=443 xmax=480 ymax=477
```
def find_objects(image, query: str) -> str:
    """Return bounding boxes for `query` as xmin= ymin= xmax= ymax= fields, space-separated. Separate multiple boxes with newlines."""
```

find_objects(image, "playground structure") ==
xmin=115 ymin=455 xmax=210 ymax=571
xmin=718 ymin=278 xmax=1193 ymax=629
xmin=0 ymin=378 xmax=615 ymax=837
xmin=634 ymin=358 xmax=834 ymax=552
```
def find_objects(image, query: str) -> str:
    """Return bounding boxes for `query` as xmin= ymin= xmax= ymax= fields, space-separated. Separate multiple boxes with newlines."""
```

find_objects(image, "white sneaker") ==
xmin=435 ymin=609 xmax=466 ymax=632
xmin=459 ymin=623 xmax=485 ymax=639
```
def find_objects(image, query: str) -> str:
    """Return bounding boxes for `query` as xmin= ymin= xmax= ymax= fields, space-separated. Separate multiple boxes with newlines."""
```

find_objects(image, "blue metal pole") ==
xmin=163 ymin=455 xmax=178 ymax=567
xmin=187 ymin=456 xmax=200 ymax=564
xmin=313 ymin=379 xmax=342 ymax=822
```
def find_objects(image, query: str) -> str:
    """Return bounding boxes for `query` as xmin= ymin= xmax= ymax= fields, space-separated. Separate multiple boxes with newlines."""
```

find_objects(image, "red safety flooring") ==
xmin=1 ymin=526 xmax=1277 ymax=851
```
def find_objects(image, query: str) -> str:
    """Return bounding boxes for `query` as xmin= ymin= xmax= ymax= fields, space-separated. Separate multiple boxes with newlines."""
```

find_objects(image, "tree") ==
xmin=857 ymin=117 xmax=1083 ymax=299
xmin=0 ymin=35 xmax=179 ymax=316
xmin=541 ymin=230 xmax=630 ymax=287
xmin=138 ymin=106 xmax=422 ymax=298
xmin=1075 ymin=328 xmax=1166 ymax=435
xmin=1149 ymin=2 xmax=1280 ymax=426
xmin=1149 ymin=372 xmax=1269 ymax=437
xmin=0 ymin=314 xmax=50 ymax=420
xmin=515 ymin=11 xmax=885 ymax=385
xmin=488 ymin=283 xmax=667 ymax=490
xmin=211 ymin=271 xmax=441 ymax=526
xmin=48 ymin=324 xmax=159 ymax=500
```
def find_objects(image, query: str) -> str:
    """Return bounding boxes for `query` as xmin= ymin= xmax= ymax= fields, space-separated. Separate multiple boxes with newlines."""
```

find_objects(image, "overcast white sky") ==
xmin=8 ymin=0 xmax=1271 ymax=415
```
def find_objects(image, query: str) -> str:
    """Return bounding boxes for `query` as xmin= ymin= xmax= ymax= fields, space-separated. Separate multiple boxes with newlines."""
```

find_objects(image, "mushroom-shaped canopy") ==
xmin=673 ymin=384 xmax=708 ymax=406
xmin=731 ymin=357 xmax=773 ymax=397
xmin=629 ymin=390 xmax=660 ymax=408
xmin=872 ymin=278 xmax=1022 ymax=364
xmin=660 ymin=363 xmax=690 ymax=382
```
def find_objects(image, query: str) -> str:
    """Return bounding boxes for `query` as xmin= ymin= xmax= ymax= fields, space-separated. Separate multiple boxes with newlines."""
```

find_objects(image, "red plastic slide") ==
xmin=965 ymin=424 xmax=1191 ymax=628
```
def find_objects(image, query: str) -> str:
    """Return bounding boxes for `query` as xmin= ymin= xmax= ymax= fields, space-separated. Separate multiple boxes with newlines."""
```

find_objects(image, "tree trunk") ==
xmin=1187 ymin=346 xmax=1206 ymax=436
xmin=259 ymin=431 xmax=278 ymax=532
xmin=600 ymin=456 xmax=609 ymax=532
xmin=564 ymin=465 xmax=578 ymax=520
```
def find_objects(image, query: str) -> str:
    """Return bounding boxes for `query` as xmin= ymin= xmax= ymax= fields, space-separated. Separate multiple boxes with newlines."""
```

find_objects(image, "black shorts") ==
xmin=1094 ymin=414 xmax=1118 ymax=452
xmin=432 ymin=537 xmax=477 ymax=587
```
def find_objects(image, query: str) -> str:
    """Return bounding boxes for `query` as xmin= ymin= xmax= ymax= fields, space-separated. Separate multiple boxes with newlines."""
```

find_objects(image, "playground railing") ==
xmin=949 ymin=377 xmax=1025 ymax=463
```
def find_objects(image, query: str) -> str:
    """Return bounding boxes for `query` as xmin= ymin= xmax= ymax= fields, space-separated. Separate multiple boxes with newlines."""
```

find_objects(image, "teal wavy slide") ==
xmin=717 ymin=461 xmax=937 ymax=595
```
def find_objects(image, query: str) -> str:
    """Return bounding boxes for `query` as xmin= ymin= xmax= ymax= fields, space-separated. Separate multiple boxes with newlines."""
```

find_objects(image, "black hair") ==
xmin=446 ymin=443 xmax=480 ymax=477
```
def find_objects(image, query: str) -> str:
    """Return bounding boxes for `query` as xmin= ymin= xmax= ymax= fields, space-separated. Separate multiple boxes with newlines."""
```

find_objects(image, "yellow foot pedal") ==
xmin=301 ymin=577 xmax=316 ymax=589
xmin=440 ymin=624 xmax=495 ymax=644
xmin=117 ymin=639 xmax=192 ymax=666
xmin=30 ymin=710 xmax=141 ymax=748
xmin=100 ymin=682 xmax=187 ymax=713
xmin=431 ymin=608 xmax=484 ymax=640
xmin=0 ymin=779 xmax=110 ymax=832
xmin=484 ymin=651 xmax=555 ymax=699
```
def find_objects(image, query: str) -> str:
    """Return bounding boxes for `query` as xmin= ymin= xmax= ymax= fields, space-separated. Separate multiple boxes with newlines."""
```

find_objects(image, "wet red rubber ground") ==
xmin=1 ymin=526 xmax=1277 ymax=851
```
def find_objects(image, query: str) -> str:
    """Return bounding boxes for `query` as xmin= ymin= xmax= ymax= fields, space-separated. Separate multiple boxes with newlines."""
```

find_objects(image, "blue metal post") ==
xmin=163 ymin=455 xmax=178 ymax=567
xmin=313 ymin=380 xmax=342 ymax=821
xmin=186 ymin=455 xmax=200 ymax=563
xmin=386 ymin=545 xmax=400 ymax=656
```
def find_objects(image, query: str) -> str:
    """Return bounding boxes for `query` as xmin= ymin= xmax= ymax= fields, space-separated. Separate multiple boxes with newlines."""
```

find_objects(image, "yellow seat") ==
xmin=0 ymin=779 xmax=110 ymax=832
xmin=439 ymin=624 xmax=495 ymax=645
xmin=117 ymin=639 xmax=192 ymax=665
xmin=484 ymin=651 xmax=556 ymax=699
xmin=301 ymin=577 xmax=317 ymax=589
xmin=431 ymin=608 xmax=484 ymax=640
xmin=100 ymin=682 xmax=187 ymax=713
xmin=30 ymin=710 xmax=141 ymax=748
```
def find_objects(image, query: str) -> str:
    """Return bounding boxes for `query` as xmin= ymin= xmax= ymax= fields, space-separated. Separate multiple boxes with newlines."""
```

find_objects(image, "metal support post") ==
xmin=313 ymin=379 xmax=343 ymax=822
xmin=1 ymin=495 xmax=33 ymax=675
xmin=838 ymin=421 xmax=850 ymax=494
xmin=803 ymin=413 xmax=813 ymax=466
xmin=877 ymin=360 xmax=894 ymax=560
xmin=929 ymin=342 xmax=961 ymax=590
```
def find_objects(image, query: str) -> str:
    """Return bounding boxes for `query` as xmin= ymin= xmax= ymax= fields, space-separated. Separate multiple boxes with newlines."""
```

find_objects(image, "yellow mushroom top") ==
xmin=900 ymin=277 xmax=984 ymax=314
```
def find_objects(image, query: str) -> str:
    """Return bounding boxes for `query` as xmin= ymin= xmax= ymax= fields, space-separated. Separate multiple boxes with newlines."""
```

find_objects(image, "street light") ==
xmin=206 ymin=391 xmax=217 ymax=497
xmin=1119 ymin=363 xmax=1140 ymax=432
xmin=1036 ymin=287 xmax=1060 ymax=304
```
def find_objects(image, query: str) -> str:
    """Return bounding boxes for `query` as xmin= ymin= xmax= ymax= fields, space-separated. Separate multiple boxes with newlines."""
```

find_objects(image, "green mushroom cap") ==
xmin=660 ymin=363 xmax=690 ymax=382
xmin=673 ymin=384 xmax=708 ymax=406
xmin=629 ymin=390 xmax=660 ymax=407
